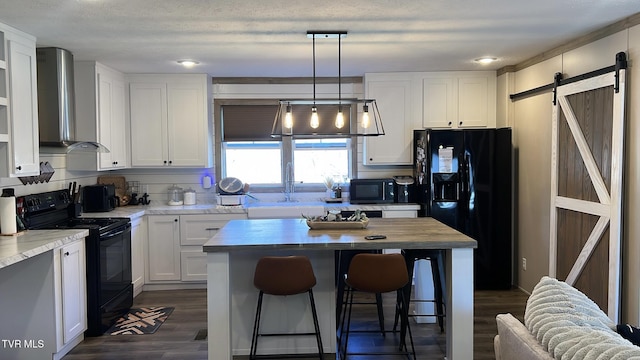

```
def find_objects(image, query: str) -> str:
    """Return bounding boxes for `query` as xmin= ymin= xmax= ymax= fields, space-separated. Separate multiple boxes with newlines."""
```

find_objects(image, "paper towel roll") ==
xmin=0 ymin=196 xmax=17 ymax=235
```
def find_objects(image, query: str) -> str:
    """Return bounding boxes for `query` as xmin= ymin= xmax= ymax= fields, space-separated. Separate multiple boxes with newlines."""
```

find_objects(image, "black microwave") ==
xmin=349 ymin=178 xmax=395 ymax=204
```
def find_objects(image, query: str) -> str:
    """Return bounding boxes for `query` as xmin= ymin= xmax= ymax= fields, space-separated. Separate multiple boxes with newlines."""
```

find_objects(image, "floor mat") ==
xmin=194 ymin=329 xmax=207 ymax=340
xmin=108 ymin=306 xmax=174 ymax=335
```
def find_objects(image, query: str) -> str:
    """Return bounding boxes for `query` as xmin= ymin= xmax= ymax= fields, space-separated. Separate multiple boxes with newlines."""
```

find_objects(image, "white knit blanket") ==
xmin=524 ymin=276 xmax=640 ymax=360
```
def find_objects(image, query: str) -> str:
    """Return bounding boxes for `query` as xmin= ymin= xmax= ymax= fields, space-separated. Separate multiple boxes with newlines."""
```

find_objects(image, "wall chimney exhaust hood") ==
xmin=36 ymin=47 xmax=109 ymax=153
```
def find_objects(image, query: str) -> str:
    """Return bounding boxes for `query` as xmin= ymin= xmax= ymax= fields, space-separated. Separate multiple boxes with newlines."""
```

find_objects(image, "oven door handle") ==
xmin=100 ymin=224 xmax=131 ymax=240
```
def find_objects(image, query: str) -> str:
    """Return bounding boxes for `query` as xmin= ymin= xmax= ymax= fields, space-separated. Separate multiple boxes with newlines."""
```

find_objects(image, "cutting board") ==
xmin=97 ymin=175 xmax=128 ymax=206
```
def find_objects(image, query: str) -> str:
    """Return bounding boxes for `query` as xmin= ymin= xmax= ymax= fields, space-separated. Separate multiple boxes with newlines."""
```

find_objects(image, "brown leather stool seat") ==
xmin=250 ymin=256 xmax=323 ymax=360
xmin=338 ymin=253 xmax=416 ymax=359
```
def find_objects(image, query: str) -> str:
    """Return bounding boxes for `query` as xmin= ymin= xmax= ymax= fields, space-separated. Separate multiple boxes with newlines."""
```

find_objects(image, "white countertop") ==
xmin=79 ymin=201 xmax=420 ymax=219
xmin=0 ymin=229 xmax=89 ymax=270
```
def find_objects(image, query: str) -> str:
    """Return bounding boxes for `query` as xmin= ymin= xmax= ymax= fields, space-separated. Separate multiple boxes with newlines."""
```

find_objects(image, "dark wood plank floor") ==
xmin=62 ymin=287 xmax=528 ymax=360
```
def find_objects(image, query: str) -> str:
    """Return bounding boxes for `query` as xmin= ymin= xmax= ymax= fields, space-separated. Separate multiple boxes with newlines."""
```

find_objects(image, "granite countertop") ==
xmin=78 ymin=201 xmax=420 ymax=219
xmin=0 ymin=229 xmax=89 ymax=270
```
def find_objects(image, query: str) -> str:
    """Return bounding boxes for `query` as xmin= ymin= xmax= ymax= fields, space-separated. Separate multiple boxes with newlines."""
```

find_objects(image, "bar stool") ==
xmin=335 ymin=250 xmax=385 ymax=334
xmin=394 ymin=249 xmax=446 ymax=333
xmin=339 ymin=253 xmax=416 ymax=360
xmin=250 ymin=256 xmax=324 ymax=360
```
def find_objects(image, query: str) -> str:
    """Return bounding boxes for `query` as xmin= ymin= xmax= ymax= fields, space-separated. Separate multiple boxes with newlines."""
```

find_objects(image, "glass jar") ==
xmin=183 ymin=188 xmax=196 ymax=205
xmin=167 ymin=184 xmax=184 ymax=205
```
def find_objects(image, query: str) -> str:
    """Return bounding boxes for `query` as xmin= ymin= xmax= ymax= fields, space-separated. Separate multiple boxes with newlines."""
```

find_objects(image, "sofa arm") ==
xmin=495 ymin=313 xmax=554 ymax=360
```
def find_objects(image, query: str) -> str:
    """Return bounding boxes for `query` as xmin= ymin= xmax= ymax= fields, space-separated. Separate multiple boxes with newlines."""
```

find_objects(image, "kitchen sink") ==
xmin=247 ymin=204 xmax=325 ymax=219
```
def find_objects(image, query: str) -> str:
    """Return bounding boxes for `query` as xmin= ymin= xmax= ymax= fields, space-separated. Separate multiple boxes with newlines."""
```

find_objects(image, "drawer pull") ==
xmin=205 ymin=227 xmax=220 ymax=231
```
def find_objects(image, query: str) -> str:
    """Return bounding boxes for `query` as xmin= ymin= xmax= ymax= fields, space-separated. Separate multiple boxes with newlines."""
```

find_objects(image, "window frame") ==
xmin=214 ymin=99 xmax=357 ymax=193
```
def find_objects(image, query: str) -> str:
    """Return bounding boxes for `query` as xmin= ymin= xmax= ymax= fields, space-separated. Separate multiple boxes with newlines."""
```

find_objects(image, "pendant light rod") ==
xmin=313 ymin=33 xmax=316 ymax=105
xmin=338 ymin=33 xmax=341 ymax=104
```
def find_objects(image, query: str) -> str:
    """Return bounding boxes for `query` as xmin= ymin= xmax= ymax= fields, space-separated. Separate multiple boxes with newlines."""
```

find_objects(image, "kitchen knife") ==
xmin=72 ymin=181 xmax=77 ymax=199
xmin=68 ymin=182 xmax=73 ymax=197
xmin=75 ymin=185 xmax=81 ymax=204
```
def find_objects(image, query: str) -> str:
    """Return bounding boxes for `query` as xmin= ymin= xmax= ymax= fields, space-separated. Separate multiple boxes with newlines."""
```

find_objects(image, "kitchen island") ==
xmin=203 ymin=217 xmax=477 ymax=360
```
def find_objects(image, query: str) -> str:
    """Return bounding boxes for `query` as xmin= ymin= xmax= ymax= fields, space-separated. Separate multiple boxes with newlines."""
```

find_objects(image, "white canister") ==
xmin=183 ymin=188 xmax=196 ymax=205
xmin=0 ymin=188 xmax=17 ymax=235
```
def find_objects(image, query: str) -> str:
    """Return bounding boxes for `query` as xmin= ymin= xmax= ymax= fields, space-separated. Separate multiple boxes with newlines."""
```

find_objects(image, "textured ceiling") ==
xmin=1 ymin=0 xmax=639 ymax=77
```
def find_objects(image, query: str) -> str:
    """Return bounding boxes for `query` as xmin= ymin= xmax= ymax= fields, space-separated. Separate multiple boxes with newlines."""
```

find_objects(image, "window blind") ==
xmin=221 ymin=105 xmax=279 ymax=141
xmin=222 ymin=104 xmax=352 ymax=141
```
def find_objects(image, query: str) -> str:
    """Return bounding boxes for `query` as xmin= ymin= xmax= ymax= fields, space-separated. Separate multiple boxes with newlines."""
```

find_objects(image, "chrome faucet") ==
xmin=284 ymin=161 xmax=295 ymax=202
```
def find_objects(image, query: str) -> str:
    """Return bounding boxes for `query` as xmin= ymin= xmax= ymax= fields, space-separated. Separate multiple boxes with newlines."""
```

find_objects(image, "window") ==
xmin=223 ymin=141 xmax=282 ymax=185
xmin=218 ymin=102 xmax=353 ymax=190
xmin=293 ymin=139 xmax=349 ymax=185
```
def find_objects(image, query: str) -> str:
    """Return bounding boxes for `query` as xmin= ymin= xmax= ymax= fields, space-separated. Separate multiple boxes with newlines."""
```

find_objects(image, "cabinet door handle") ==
xmin=16 ymin=165 xmax=22 ymax=171
xmin=164 ymin=160 xmax=168 ymax=164
xmin=168 ymin=160 xmax=172 ymax=165
xmin=448 ymin=122 xmax=452 ymax=126
xmin=205 ymin=227 xmax=220 ymax=231
xmin=459 ymin=121 xmax=463 ymax=126
xmin=64 ymin=251 xmax=70 ymax=256
xmin=174 ymin=219 xmax=178 ymax=222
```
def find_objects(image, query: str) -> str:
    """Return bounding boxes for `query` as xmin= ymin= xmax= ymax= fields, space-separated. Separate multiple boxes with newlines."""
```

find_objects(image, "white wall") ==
xmin=508 ymin=27 xmax=640 ymax=324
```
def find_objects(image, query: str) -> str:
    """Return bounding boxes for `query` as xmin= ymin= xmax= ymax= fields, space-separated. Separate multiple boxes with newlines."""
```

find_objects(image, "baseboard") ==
xmin=142 ymin=283 xmax=207 ymax=291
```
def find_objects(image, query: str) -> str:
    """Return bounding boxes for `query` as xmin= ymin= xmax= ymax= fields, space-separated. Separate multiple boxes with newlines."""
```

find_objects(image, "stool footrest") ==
xmin=251 ymin=353 xmax=322 ymax=359
xmin=259 ymin=332 xmax=320 ymax=337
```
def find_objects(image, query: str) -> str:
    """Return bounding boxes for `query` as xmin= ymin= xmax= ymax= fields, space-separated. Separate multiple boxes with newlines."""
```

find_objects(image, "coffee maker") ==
xmin=393 ymin=176 xmax=415 ymax=203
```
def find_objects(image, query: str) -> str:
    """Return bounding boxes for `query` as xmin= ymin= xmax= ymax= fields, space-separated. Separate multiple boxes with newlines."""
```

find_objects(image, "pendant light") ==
xmin=335 ymin=34 xmax=345 ymax=129
xmin=271 ymin=31 xmax=386 ymax=138
xmin=284 ymin=103 xmax=293 ymax=129
xmin=310 ymin=34 xmax=320 ymax=129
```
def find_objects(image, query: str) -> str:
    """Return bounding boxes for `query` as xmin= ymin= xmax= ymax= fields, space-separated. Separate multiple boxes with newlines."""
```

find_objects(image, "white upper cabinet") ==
xmin=128 ymin=74 xmax=213 ymax=168
xmin=363 ymin=71 xmax=497 ymax=166
xmin=70 ymin=61 xmax=128 ymax=171
xmin=363 ymin=73 xmax=417 ymax=165
xmin=422 ymin=71 xmax=496 ymax=129
xmin=0 ymin=24 xmax=39 ymax=177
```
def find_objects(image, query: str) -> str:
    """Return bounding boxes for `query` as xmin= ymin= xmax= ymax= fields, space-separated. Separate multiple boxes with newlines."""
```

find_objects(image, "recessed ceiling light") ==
xmin=177 ymin=60 xmax=199 ymax=68
xmin=474 ymin=57 xmax=498 ymax=65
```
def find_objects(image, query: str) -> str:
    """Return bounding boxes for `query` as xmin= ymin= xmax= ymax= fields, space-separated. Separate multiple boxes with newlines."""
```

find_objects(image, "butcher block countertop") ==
xmin=203 ymin=217 xmax=477 ymax=252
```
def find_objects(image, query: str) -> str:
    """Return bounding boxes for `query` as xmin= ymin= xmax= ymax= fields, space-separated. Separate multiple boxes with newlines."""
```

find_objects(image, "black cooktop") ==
xmin=55 ymin=217 xmax=130 ymax=230
xmin=19 ymin=189 xmax=129 ymax=232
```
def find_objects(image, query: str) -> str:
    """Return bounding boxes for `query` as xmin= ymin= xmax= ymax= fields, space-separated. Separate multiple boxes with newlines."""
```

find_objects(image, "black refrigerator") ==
xmin=414 ymin=128 xmax=512 ymax=290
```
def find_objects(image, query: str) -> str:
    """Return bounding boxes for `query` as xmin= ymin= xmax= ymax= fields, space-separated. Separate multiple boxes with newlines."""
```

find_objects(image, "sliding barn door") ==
xmin=549 ymin=70 xmax=626 ymax=321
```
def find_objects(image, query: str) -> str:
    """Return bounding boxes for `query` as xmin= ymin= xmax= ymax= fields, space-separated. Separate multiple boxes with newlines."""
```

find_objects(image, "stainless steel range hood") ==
xmin=36 ymin=47 xmax=109 ymax=153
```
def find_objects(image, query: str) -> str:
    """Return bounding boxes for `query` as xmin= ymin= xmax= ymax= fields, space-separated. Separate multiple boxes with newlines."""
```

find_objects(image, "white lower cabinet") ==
xmin=382 ymin=210 xmax=418 ymax=218
xmin=56 ymin=240 xmax=87 ymax=349
xmin=147 ymin=215 xmax=181 ymax=281
xmin=131 ymin=216 xmax=146 ymax=296
xmin=146 ymin=213 xmax=246 ymax=284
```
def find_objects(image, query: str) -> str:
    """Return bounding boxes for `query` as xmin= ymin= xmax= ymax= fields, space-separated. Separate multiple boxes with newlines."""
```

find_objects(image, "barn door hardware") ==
xmin=552 ymin=72 xmax=562 ymax=105
xmin=510 ymin=52 xmax=628 ymax=102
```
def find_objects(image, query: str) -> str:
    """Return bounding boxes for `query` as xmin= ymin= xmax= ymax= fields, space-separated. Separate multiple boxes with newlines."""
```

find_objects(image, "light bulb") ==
xmin=310 ymin=106 xmax=319 ymax=129
xmin=362 ymin=105 xmax=371 ymax=129
xmin=335 ymin=108 xmax=345 ymax=129
xmin=284 ymin=105 xmax=293 ymax=129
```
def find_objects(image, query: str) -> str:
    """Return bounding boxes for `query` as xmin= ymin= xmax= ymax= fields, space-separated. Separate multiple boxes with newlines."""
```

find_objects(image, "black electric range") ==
xmin=19 ymin=189 xmax=133 ymax=336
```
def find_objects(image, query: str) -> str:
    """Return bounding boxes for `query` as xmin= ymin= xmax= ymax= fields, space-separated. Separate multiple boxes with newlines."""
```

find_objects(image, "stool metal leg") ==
xmin=250 ymin=291 xmax=265 ymax=360
xmin=307 ymin=289 xmax=324 ymax=359
xmin=394 ymin=250 xmax=447 ymax=333
xmin=250 ymin=290 xmax=324 ymax=360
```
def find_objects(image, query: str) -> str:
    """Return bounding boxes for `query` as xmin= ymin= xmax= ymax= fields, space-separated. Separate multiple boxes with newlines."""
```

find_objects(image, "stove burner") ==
xmin=65 ymin=218 xmax=125 ymax=228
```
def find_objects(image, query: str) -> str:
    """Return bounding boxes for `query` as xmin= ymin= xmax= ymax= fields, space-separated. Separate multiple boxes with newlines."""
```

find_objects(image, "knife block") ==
xmin=68 ymin=203 xmax=82 ymax=218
